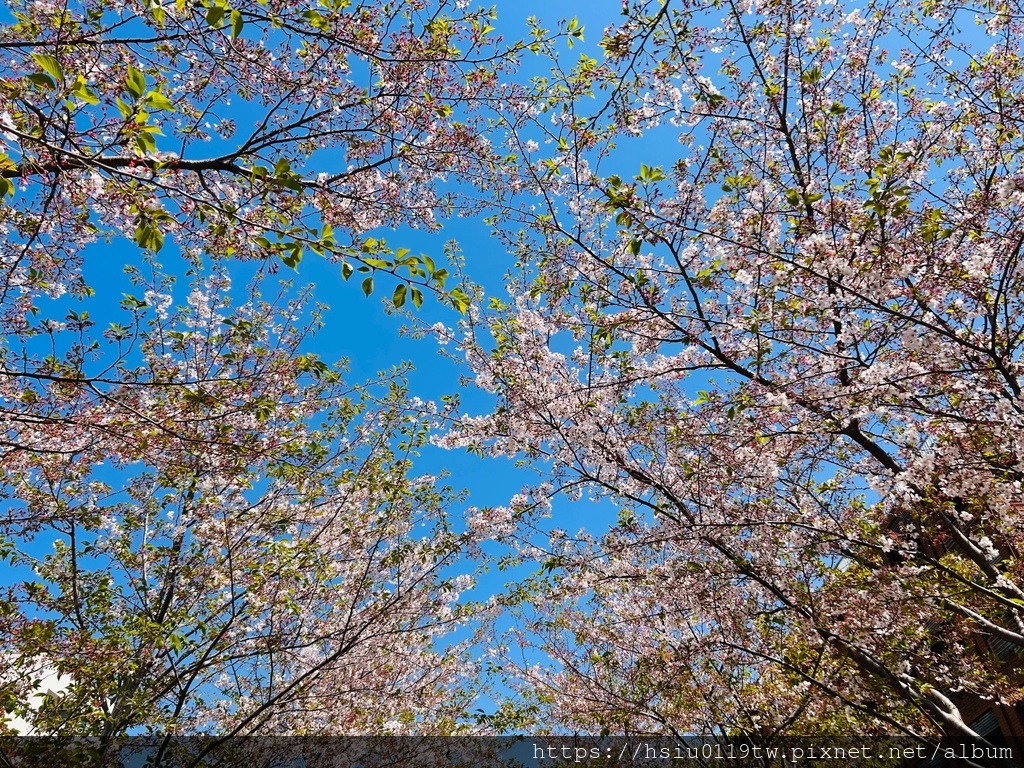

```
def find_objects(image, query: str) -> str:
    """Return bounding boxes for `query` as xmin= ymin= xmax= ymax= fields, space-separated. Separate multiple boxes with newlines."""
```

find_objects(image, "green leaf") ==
xmin=26 ymin=72 xmax=55 ymax=89
xmin=276 ymin=173 xmax=302 ymax=191
xmin=448 ymin=287 xmax=469 ymax=313
xmin=206 ymin=4 xmax=225 ymax=27
xmin=302 ymin=8 xmax=329 ymax=30
xmin=146 ymin=0 xmax=166 ymax=26
xmin=135 ymin=133 xmax=154 ymax=154
xmin=393 ymin=283 xmax=407 ymax=308
xmin=230 ymin=9 xmax=244 ymax=39
xmin=32 ymin=54 xmax=64 ymax=83
xmin=72 ymin=77 xmax=100 ymax=105
xmin=126 ymin=66 xmax=146 ymax=99
xmin=281 ymin=242 xmax=302 ymax=269
xmin=134 ymin=223 xmax=164 ymax=252
xmin=361 ymin=276 xmax=373 ymax=296
xmin=144 ymin=90 xmax=175 ymax=111
xmin=800 ymin=66 xmax=822 ymax=84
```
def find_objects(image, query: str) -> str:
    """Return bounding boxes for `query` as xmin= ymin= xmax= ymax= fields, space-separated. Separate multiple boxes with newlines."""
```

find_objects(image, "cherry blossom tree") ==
xmin=444 ymin=0 xmax=1024 ymax=759
xmin=0 ymin=257 xmax=477 ymax=752
xmin=0 ymin=0 xmax=545 ymax=747
xmin=0 ymin=0 xmax=585 ymax=749
xmin=0 ymin=0 xmax=544 ymax=315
